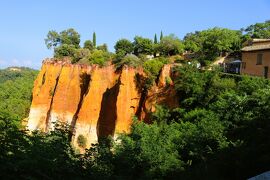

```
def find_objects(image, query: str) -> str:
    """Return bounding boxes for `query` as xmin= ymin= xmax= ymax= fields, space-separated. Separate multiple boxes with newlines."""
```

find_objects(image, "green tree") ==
xmin=160 ymin=31 xmax=163 ymax=41
xmin=183 ymin=27 xmax=242 ymax=63
xmin=59 ymin=28 xmax=81 ymax=48
xmin=89 ymin=49 xmax=110 ymax=66
xmin=97 ymin=43 xmax=108 ymax=52
xmin=114 ymin=119 xmax=183 ymax=179
xmin=54 ymin=44 xmax=77 ymax=58
xmin=114 ymin=54 xmax=142 ymax=68
xmin=0 ymin=68 xmax=38 ymax=122
xmin=133 ymin=36 xmax=153 ymax=55
xmin=114 ymin=39 xmax=134 ymax=55
xmin=159 ymin=34 xmax=184 ymax=56
xmin=143 ymin=57 xmax=168 ymax=78
xmin=45 ymin=30 xmax=61 ymax=49
xmin=73 ymin=48 xmax=91 ymax=63
xmin=84 ymin=40 xmax=94 ymax=51
xmin=183 ymin=31 xmax=201 ymax=52
xmin=45 ymin=28 xmax=81 ymax=58
xmin=244 ymin=21 xmax=270 ymax=39
xmin=93 ymin=32 xmax=96 ymax=48
xmin=199 ymin=27 xmax=241 ymax=59
xmin=154 ymin=33 xmax=158 ymax=44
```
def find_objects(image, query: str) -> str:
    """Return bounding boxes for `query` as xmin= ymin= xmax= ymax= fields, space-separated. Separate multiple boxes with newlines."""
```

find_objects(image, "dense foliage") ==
xmin=183 ymin=27 xmax=242 ymax=64
xmin=45 ymin=29 xmax=111 ymax=65
xmin=243 ymin=20 xmax=270 ymax=39
xmin=0 ymin=68 xmax=38 ymax=123
xmin=1 ymin=64 xmax=270 ymax=179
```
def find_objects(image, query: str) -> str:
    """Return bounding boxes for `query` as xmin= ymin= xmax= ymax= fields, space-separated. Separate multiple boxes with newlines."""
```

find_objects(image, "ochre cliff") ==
xmin=27 ymin=59 xmax=179 ymax=149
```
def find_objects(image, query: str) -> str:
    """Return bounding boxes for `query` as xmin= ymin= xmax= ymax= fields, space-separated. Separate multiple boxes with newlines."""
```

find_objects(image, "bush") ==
xmin=77 ymin=134 xmax=87 ymax=148
xmin=114 ymin=54 xmax=142 ymax=68
xmin=73 ymin=48 xmax=91 ymax=63
xmin=143 ymin=58 xmax=167 ymax=77
xmin=159 ymin=34 xmax=184 ymax=56
xmin=54 ymin=44 xmax=76 ymax=58
xmin=83 ymin=40 xmax=94 ymax=51
xmin=114 ymin=39 xmax=133 ymax=55
xmin=89 ymin=49 xmax=110 ymax=66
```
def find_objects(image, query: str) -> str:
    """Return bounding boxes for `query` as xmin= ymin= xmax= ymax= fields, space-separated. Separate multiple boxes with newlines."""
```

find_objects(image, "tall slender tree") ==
xmin=93 ymin=32 xmax=96 ymax=48
xmin=160 ymin=31 xmax=163 ymax=41
xmin=154 ymin=33 xmax=158 ymax=44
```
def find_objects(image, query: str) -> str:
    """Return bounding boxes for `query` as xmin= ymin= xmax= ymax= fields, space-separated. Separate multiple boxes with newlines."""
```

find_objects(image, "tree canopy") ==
xmin=133 ymin=36 xmax=153 ymax=55
xmin=159 ymin=34 xmax=184 ymax=56
xmin=45 ymin=28 xmax=80 ymax=49
xmin=243 ymin=21 xmax=270 ymax=39
xmin=114 ymin=38 xmax=134 ymax=56
xmin=183 ymin=27 xmax=242 ymax=63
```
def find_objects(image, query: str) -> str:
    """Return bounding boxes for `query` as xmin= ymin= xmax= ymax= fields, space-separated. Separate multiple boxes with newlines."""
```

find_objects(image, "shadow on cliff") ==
xmin=96 ymin=78 xmax=120 ymax=140
xmin=70 ymin=73 xmax=91 ymax=138
xmin=134 ymin=73 xmax=149 ymax=121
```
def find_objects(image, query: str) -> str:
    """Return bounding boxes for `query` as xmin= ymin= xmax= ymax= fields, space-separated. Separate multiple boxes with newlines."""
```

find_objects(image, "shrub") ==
xmin=114 ymin=39 xmax=133 ymax=55
xmin=89 ymin=49 xmax=110 ymax=66
xmin=54 ymin=44 xmax=77 ymax=58
xmin=77 ymin=134 xmax=87 ymax=148
xmin=73 ymin=48 xmax=91 ymax=63
xmin=83 ymin=40 xmax=94 ymax=51
xmin=114 ymin=54 xmax=142 ymax=68
xmin=143 ymin=57 xmax=169 ymax=77
xmin=159 ymin=34 xmax=184 ymax=56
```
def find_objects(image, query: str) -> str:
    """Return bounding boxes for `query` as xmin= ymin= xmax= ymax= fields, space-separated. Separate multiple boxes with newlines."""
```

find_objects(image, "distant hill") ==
xmin=0 ymin=67 xmax=38 ymax=84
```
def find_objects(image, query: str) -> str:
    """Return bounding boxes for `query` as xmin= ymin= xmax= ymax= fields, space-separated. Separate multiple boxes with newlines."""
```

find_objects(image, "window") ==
xmin=257 ymin=54 xmax=263 ymax=65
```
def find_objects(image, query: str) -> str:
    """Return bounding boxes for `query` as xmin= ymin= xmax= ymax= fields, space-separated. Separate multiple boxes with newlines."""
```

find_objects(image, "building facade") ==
xmin=241 ymin=39 xmax=270 ymax=78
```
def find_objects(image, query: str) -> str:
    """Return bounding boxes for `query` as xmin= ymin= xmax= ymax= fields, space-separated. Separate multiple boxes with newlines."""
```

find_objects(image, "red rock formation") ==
xmin=140 ymin=64 xmax=179 ymax=121
xmin=48 ymin=64 xmax=91 ymax=129
xmin=27 ymin=60 xmax=179 ymax=149
xmin=74 ymin=65 xmax=119 ymax=148
xmin=27 ymin=61 xmax=63 ymax=131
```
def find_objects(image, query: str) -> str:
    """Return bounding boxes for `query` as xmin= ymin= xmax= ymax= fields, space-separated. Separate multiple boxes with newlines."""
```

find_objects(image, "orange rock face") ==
xmin=74 ymin=65 xmax=119 ymax=148
xmin=28 ymin=61 xmax=63 ymax=131
xmin=27 ymin=60 xmax=179 ymax=148
xmin=140 ymin=64 xmax=179 ymax=121
xmin=48 ymin=64 xmax=91 ymax=129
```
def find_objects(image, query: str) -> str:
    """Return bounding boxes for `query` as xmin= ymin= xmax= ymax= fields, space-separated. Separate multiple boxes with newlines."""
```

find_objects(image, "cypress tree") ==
xmin=160 ymin=31 xmax=163 ymax=41
xmin=93 ymin=32 xmax=96 ymax=48
xmin=154 ymin=33 xmax=158 ymax=44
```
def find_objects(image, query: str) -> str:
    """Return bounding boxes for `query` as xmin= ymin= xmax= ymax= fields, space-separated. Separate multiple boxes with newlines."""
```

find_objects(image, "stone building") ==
xmin=241 ymin=39 xmax=270 ymax=78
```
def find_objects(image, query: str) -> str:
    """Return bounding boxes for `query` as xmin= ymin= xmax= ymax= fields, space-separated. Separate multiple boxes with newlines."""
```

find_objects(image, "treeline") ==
xmin=1 ymin=64 xmax=270 ymax=179
xmin=45 ymin=21 xmax=270 ymax=66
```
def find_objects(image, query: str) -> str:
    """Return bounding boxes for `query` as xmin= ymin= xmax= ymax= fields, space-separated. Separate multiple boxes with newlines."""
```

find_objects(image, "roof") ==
xmin=252 ymin=38 xmax=270 ymax=43
xmin=241 ymin=44 xmax=270 ymax=52
xmin=229 ymin=60 xmax=241 ymax=63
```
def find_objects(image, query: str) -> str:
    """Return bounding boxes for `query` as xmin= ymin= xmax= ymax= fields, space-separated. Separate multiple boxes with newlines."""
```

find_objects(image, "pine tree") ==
xmin=93 ymin=32 xmax=96 ymax=48
xmin=154 ymin=33 xmax=158 ymax=44
xmin=160 ymin=31 xmax=163 ymax=41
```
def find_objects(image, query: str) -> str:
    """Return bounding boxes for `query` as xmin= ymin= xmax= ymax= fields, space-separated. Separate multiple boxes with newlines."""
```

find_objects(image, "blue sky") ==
xmin=0 ymin=0 xmax=269 ymax=69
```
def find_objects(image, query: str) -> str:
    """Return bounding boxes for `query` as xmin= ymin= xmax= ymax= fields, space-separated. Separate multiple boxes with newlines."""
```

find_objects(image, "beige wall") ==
xmin=253 ymin=41 xmax=270 ymax=46
xmin=241 ymin=50 xmax=270 ymax=78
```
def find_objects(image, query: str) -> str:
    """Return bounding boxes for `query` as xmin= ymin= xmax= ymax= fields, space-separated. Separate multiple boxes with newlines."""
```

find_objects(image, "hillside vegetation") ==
xmin=0 ymin=67 xmax=38 ymax=124
xmin=1 ymin=64 xmax=270 ymax=179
